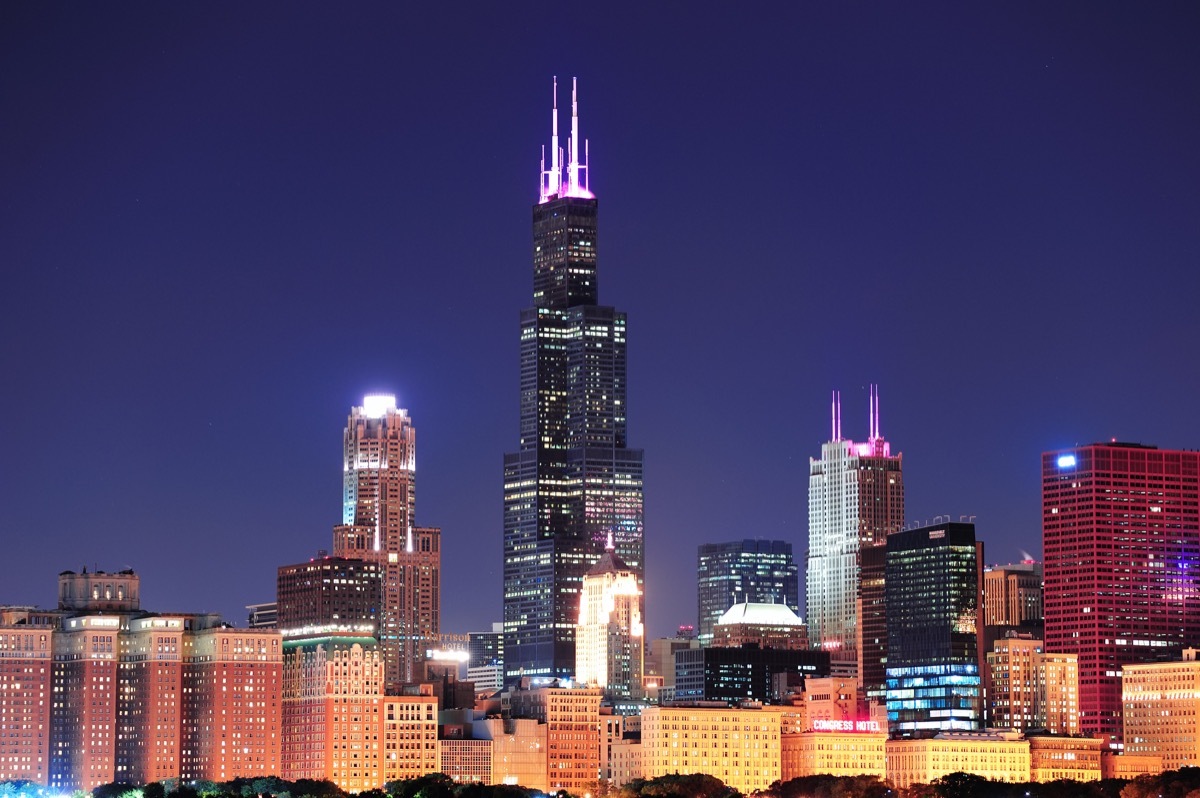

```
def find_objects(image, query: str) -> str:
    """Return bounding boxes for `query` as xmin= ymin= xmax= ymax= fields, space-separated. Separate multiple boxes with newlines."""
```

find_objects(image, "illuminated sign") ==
xmin=1057 ymin=454 xmax=1077 ymax=468
xmin=812 ymin=719 xmax=883 ymax=733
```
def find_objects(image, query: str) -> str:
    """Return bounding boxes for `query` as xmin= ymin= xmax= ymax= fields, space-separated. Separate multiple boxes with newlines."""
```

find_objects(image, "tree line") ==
xmin=8 ymin=769 xmax=1200 ymax=798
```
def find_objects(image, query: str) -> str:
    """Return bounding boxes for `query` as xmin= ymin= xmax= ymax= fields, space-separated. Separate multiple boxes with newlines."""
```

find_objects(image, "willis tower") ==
xmin=503 ymin=78 xmax=645 ymax=680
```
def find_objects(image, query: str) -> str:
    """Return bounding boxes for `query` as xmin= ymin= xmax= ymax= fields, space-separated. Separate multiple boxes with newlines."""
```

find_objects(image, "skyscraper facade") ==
xmin=696 ymin=540 xmax=799 ymax=644
xmin=575 ymin=543 xmax=644 ymax=699
xmin=1042 ymin=442 xmax=1200 ymax=745
xmin=807 ymin=388 xmax=904 ymax=665
xmin=333 ymin=395 xmax=440 ymax=689
xmin=503 ymin=79 xmax=644 ymax=680
xmin=885 ymin=521 xmax=984 ymax=735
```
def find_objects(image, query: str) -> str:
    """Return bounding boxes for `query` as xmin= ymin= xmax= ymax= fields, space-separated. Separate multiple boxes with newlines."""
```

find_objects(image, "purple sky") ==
xmin=2 ymin=4 xmax=1198 ymax=639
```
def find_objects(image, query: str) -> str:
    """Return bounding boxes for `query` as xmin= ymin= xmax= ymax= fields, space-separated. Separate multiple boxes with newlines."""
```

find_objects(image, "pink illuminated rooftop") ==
xmin=539 ymin=76 xmax=594 ymax=203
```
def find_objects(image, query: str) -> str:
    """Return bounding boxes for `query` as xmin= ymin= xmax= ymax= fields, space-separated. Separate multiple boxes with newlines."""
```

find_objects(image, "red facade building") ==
xmin=1043 ymin=442 xmax=1200 ymax=746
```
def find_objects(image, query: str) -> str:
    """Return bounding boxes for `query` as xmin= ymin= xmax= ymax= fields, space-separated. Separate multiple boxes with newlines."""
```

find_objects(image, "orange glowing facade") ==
xmin=381 ymin=693 xmax=439 ymax=783
xmin=50 ymin=615 xmax=121 ymax=791
xmin=508 ymin=683 xmax=601 ymax=793
xmin=0 ymin=624 xmax=53 ymax=784
xmin=333 ymin=396 xmax=441 ymax=690
xmin=282 ymin=639 xmax=384 ymax=791
xmin=181 ymin=628 xmax=282 ymax=782
xmin=117 ymin=616 xmax=186 ymax=785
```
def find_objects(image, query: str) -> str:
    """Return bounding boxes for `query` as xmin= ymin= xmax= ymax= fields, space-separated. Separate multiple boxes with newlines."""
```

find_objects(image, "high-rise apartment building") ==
xmin=696 ymin=540 xmax=799 ymax=644
xmin=503 ymin=79 xmax=644 ymax=680
xmin=985 ymin=634 xmax=1079 ymax=735
xmin=333 ymin=395 xmax=441 ymax=689
xmin=1043 ymin=442 xmax=1200 ymax=745
xmin=576 ymin=542 xmax=644 ymax=699
xmin=885 ymin=522 xmax=984 ymax=735
xmin=807 ymin=388 xmax=904 ymax=668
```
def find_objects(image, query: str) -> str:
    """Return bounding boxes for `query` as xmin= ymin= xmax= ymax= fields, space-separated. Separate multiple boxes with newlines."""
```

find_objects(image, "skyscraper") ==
xmin=885 ymin=521 xmax=984 ymax=735
xmin=333 ymin=395 xmax=441 ymax=689
xmin=806 ymin=387 xmax=904 ymax=667
xmin=1042 ymin=442 xmax=1200 ymax=745
xmin=503 ymin=79 xmax=644 ymax=680
xmin=575 ymin=540 xmax=644 ymax=699
xmin=696 ymin=540 xmax=799 ymax=644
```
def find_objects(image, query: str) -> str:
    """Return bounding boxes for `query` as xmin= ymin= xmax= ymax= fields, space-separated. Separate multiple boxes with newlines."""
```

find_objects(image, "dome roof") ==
xmin=715 ymin=602 xmax=804 ymax=627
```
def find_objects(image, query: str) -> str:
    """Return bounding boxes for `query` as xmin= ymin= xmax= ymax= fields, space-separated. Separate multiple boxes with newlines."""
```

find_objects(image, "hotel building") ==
xmin=885 ymin=731 xmax=1030 ymax=790
xmin=333 ymin=395 xmax=441 ymax=689
xmin=641 ymin=704 xmax=781 ymax=793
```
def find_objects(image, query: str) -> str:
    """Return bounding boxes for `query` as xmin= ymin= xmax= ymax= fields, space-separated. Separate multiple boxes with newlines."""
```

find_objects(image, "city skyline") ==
xmin=3 ymin=5 xmax=1199 ymax=639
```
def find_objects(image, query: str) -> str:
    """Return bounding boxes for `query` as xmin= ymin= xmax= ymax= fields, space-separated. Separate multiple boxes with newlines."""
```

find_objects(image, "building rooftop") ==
xmin=716 ymin=602 xmax=804 ymax=627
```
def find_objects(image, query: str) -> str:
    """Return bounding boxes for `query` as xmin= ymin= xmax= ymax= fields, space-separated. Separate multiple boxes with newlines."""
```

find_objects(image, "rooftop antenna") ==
xmin=831 ymin=391 xmax=837 ymax=441
xmin=567 ymin=77 xmax=582 ymax=195
xmin=837 ymin=391 xmax=842 ymax=441
xmin=541 ymin=76 xmax=561 ymax=202
xmin=552 ymin=77 xmax=560 ymax=191
xmin=605 ymin=531 xmax=615 ymax=551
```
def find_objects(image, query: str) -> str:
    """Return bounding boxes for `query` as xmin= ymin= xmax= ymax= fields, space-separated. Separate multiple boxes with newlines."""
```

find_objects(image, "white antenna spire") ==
xmin=568 ymin=77 xmax=581 ymax=194
xmin=831 ymin=391 xmax=837 ymax=441
xmin=869 ymin=384 xmax=876 ymax=440
xmin=605 ymin=531 xmax=615 ymax=551
xmin=551 ymin=77 xmax=560 ymax=190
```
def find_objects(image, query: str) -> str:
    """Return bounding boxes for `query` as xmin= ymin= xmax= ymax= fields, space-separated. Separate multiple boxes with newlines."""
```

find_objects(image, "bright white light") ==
xmin=362 ymin=395 xmax=396 ymax=418
xmin=1057 ymin=454 xmax=1077 ymax=468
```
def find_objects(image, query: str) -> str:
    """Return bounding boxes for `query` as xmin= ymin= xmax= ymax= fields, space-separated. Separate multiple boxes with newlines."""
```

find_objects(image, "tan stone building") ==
xmin=508 ymin=683 xmax=602 ymax=793
xmin=1100 ymin=751 xmax=1163 ymax=779
xmin=1027 ymin=735 xmax=1102 ymax=783
xmin=781 ymin=730 xmax=886 ymax=779
xmin=1122 ymin=649 xmax=1200 ymax=771
xmin=382 ymin=691 xmax=439 ymax=783
xmin=885 ymin=731 xmax=1030 ymax=789
xmin=641 ymin=704 xmax=781 ymax=793
xmin=987 ymin=634 xmax=1079 ymax=735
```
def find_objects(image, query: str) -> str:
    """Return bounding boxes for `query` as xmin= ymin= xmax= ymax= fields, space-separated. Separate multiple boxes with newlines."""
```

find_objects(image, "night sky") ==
xmin=3 ymin=4 xmax=1199 ymax=640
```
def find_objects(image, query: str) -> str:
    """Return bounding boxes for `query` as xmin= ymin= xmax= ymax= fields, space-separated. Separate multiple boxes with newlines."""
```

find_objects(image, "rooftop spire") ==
xmin=539 ymin=76 xmax=594 ymax=203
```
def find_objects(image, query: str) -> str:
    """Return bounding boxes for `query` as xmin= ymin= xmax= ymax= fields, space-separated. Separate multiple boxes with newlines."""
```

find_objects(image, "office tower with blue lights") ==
xmin=696 ymin=540 xmax=799 ymax=644
xmin=806 ymin=387 xmax=904 ymax=670
xmin=885 ymin=521 xmax=984 ymax=735
xmin=1043 ymin=442 xmax=1200 ymax=746
xmin=503 ymin=79 xmax=645 ymax=680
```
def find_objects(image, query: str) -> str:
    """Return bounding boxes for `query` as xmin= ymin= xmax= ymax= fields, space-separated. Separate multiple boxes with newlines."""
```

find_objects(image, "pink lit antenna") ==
xmin=567 ymin=77 xmax=589 ymax=196
xmin=874 ymin=384 xmax=881 ymax=440
xmin=551 ymin=77 xmax=560 ymax=193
